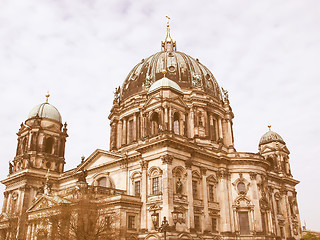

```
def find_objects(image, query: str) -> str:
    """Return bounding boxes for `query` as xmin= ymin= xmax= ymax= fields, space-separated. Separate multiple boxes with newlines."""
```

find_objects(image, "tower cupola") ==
xmin=12 ymin=94 xmax=68 ymax=174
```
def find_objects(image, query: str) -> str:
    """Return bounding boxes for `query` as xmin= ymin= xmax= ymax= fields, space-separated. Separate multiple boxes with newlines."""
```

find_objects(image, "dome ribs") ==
xmin=120 ymin=50 xmax=222 ymax=101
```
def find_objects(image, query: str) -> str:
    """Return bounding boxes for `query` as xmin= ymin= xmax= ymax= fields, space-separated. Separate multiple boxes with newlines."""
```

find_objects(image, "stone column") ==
xmin=133 ymin=114 xmax=137 ymax=141
xmin=26 ymin=224 xmax=31 ymax=240
xmin=2 ymin=192 xmax=8 ymax=212
xmin=117 ymin=120 xmax=123 ymax=148
xmin=218 ymin=118 xmax=223 ymax=139
xmin=164 ymin=107 xmax=168 ymax=131
xmin=185 ymin=160 xmax=194 ymax=230
xmin=161 ymin=155 xmax=174 ymax=225
xmin=283 ymin=190 xmax=294 ymax=238
xmin=201 ymin=167 xmax=210 ymax=231
xmin=218 ymin=169 xmax=231 ymax=232
xmin=140 ymin=160 xmax=148 ymax=231
xmin=169 ymin=107 xmax=172 ymax=132
xmin=110 ymin=120 xmax=117 ymax=150
xmin=250 ymin=172 xmax=262 ymax=232
xmin=190 ymin=108 xmax=195 ymax=138
xmin=122 ymin=118 xmax=127 ymax=146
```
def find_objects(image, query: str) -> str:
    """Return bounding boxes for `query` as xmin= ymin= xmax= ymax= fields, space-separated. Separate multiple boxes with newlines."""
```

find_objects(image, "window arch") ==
xmin=192 ymin=170 xmax=201 ymax=200
xmin=130 ymin=171 xmax=142 ymax=196
xmin=173 ymin=112 xmax=180 ymax=135
xmin=172 ymin=166 xmax=186 ymax=194
xmin=233 ymin=196 xmax=254 ymax=235
xmin=207 ymin=175 xmax=218 ymax=202
xmin=148 ymin=167 xmax=162 ymax=196
xmin=266 ymin=157 xmax=275 ymax=170
xmin=45 ymin=137 xmax=54 ymax=154
xmin=96 ymin=175 xmax=115 ymax=188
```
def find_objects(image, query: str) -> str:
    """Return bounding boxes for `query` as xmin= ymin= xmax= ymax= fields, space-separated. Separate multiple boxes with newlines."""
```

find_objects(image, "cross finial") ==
xmin=166 ymin=15 xmax=170 ymax=27
xmin=268 ymin=125 xmax=272 ymax=131
xmin=45 ymin=91 xmax=50 ymax=103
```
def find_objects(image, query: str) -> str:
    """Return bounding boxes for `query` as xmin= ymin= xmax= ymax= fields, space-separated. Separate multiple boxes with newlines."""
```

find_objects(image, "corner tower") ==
xmin=1 ymin=94 xmax=67 ymax=239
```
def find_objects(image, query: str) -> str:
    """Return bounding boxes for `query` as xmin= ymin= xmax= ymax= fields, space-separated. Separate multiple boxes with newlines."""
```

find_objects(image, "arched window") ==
xmin=45 ymin=137 xmax=54 ymax=154
xmin=23 ymin=138 xmax=28 ymax=153
xmin=98 ymin=177 xmax=107 ymax=187
xmin=148 ymin=167 xmax=162 ymax=196
xmin=97 ymin=175 xmax=115 ymax=188
xmin=173 ymin=112 xmax=180 ymax=135
xmin=266 ymin=157 xmax=275 ymax=171
xmin=151 ymin=113 xmax=159 ymax=136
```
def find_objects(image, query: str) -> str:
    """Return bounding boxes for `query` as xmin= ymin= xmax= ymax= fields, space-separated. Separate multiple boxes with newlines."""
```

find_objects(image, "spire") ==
xmin=45 ymin=91 xmax=50 ymax=103
xmin=268 ymin=125 xmax=272 ymax=131
xmin=161 ymin=16 xmax=176 ymax=52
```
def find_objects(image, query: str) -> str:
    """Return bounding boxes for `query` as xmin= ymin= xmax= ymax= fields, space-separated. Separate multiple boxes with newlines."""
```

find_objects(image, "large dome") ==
xmin=28 ymin=102 xmax=62 ymax=123
xmin=120 ymin=26 xmax=222 ymax=101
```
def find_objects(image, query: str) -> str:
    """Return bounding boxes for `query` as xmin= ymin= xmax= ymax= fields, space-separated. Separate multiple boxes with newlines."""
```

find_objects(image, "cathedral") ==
xmin=0 ymin=22 xmax=302 ymax=240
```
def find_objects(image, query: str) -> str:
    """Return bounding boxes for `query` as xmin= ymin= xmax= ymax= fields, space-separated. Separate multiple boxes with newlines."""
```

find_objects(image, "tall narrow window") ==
xmin=105 ymin=216 xmax=111 ymax=229
xmin=135 ymin=181 xmax=141 ymax=196
xmin=194 ymin=216 xmax=200 ymax=231
xmin=208 ymin=184 xmax=214 ymax=202
xmin=151 ymin=113 xmax=159 ymax=135
xmin=98 ymin=177 xmax=107 ymax=187
xmin=239 ymin=212 xmax=250 ymax=235
xmin=276 ymin=199 xmax=281 ymax=214
xmin=128 ymin=215 xmax=136 ymax=229
xmin=128 ymin=120 xmax=134 ymax=143
xmin=212 ymin=218 xmax=217 ymax=232
xmin=173 ymin=112 xmax=180 ymax=135
xmin=45 ymin=137 xmax=54 ymax=154
xmin=280 ymin=226 xmax=285 ymax=238
xmin=152 ymin=177 xmax=159 ymax=195
xmin=192 ymin=180 xmax=198 ymax=199
xmin=261 ymin=212 xmax=267 ymax=234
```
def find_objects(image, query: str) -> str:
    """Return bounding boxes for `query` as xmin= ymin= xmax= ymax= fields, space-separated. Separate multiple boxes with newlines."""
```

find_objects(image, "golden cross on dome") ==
xmin=166 ymin=15 xmax=170 ymax=27
xmin=45 ymin=91 xmax=50 ymax=103
xmin=268 ymin=125 xmax=272 ymax=131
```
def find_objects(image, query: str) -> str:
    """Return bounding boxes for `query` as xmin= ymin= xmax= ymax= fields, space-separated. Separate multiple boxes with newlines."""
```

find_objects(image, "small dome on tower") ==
xmin=148 ymin=76 xmax=182 ymax=94
xmin=259 ymin=126 xmax=285 ymax=146
xmin=28 ymin=94 xmax=62 ymax=123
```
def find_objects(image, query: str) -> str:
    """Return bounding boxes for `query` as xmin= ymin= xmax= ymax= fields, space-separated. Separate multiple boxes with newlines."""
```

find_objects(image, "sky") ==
xmin=0 ymin=0 xmax=319 ymax=231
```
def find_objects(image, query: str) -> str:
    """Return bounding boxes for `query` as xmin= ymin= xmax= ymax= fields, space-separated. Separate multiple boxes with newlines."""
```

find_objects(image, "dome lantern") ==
xmin=161 ymin=16 xmax=176 ymax=52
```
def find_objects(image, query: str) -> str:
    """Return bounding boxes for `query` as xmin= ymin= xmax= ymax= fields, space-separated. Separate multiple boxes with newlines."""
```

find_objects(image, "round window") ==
xmin=237 ymin=182 xmax=246 ymax=193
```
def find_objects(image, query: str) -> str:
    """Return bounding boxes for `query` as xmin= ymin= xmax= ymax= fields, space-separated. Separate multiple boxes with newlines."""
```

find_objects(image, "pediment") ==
xmin=144 ymin=95 xmax=188 ymax=110
xmin=27 ymin=195 xmax=70 ymax=213
xmin=75 ymin=149 xmax=123 ymax=172
xmin=0 ymin=213 xmax=9 ymax=222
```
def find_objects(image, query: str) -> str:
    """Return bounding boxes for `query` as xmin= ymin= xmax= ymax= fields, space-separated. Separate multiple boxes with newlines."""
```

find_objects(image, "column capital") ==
xmin=217 ymin=169 xmax=229 ymax=179
xmin=185 ymin=159 xmax=192 ymax=169
xmin=249 ymin=172 xmax=257 ymax=180
xmin=140 ymin=160 xmax=148 ymax=170
xmin=161 ymin=154 xmax=173 ymax=165
xmin=200 ymin=167 xmax=207 ymax=176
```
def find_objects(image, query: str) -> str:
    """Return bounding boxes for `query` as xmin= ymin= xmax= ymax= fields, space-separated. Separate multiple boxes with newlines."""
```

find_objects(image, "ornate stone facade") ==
xmin=0 ymin=24 xmax=301 ymax=240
